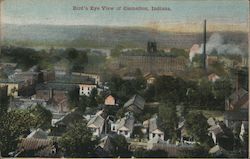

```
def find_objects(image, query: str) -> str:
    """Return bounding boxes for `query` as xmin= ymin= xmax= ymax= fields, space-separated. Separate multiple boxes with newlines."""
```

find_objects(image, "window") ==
xmin=153 ymin=133 xmax=155 ymax=137
xmin=125 ymin=131 xmax=128 ymax=135
xmin=82 ymin=87 xmax=84 ymax=90
xmin=112 ymin=126 xmax=115 ymax=131
xmin=88 ymin=87 xmax=90 ymax=90
xmin=158 ymin=134 xmax=161 ymax=138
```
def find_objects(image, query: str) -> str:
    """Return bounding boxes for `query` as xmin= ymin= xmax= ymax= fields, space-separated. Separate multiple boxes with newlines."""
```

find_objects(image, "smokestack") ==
xmin=202 ymin=20 xmax=207 ymax=72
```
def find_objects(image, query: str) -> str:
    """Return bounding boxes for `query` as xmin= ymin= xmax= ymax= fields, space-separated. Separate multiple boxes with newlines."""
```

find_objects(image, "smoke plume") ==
xmin=189 ymin=33 xmax=244 ymax=62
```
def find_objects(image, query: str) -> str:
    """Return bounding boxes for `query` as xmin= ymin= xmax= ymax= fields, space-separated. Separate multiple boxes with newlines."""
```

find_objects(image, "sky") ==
xmin=1 ymin=0 xmax=249 ymax=31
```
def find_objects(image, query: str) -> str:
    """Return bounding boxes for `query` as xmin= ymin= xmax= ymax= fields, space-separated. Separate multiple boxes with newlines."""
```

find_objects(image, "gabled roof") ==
xmin=26 ymin=129 xmax=48 ymax=139
xmin=55 ymin=109 xmax=84 ymax=126
xmin=18 ymin=138 xmax=52 ymax=151
xmin=229 ymin=88 xmax=248 ymax=101
xmin=144 ymin=116 xmax=164 ymax=134
xmin=115 ymin=115 xmax=135 ymax=131
xmin=208 ymin=125 xmax=224 ymax=136
xmin=124 ymin=94 xmax=145 ymax=110
xmin=98 ymin=136 xmax=114 ymax=151
xmin=87 ymin=115 xmax=105 ymax=128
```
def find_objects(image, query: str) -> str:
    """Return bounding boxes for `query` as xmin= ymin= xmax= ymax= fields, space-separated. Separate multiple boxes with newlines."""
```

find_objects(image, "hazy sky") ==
xmin=2 ymin=0 xmax=249 ymax=27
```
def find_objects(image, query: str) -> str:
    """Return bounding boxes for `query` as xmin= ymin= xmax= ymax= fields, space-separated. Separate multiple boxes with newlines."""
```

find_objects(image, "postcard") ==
xmin=0 ymin=0 xmax=249 ymax=158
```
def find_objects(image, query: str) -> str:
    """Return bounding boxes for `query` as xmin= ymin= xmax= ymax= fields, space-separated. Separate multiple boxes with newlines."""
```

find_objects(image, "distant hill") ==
xmin=2 ymin=24 xmax=248 ymax=51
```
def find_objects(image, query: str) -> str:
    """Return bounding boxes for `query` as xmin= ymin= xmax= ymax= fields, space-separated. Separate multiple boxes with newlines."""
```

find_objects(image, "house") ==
xmin=239 ymin=121 xmax=248 ymax=142
xmin=124 ymin=94 xmax=145 ymax=114
xmin=72 ymin=72 xmax=101 ymax=85
xmin=225 ymin=88 xmax=248 ymax=111
xmin=8 ymin=71 xmax=41 ymax=85
xmin=223 ymin=111 xmax=248 ymax=129
xmin=208 ymin=124 xmax=224 ymax=144
xmin=52 ymin=109 xmax=84 ymax=135
xmin=54 ymin=62 xmax=69 ymax=77
xmin=0 ymin=80 xmax=25 ymax=97
xmin=87 ymin=112 xmax=105 ymax=137
xmin=35 ymin=83 xmax=75 ymax=112
xmin=15 ymin=129 xmax=58 ymax=157
xmin=208 ymin=122 xmax=234 ymax=150
xmin=143 ymin=116 xmax=164 ymax=141
xmin=104 ymin=95 xmax=117 ymax=106
xmin=41 ymin=70 xmax=55 ymax=82
xmin=26 ymin=128 xmax=48 ymax=139
xmin=208 ymin=73 xmax=220 ymax=82
xmin=0 ymin=85 xmax=7 ymax=97
xmin=95 ymin=135 xmax=114 ymax=157
xmin=111 ymin=112 xmax=135 ymax=138
xmin=79 ymin=84 xmax=97 ymax=96
xmin=177 ymin=120 xmax=196 ymax=145
xmin=144 ymin=73 xmax=157 ymax=84
xmin=51 ymin=112 xmax=67 ymax=127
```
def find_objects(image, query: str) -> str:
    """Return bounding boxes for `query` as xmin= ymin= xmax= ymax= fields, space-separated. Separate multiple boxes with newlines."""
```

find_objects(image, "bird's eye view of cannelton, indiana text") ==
xmin=0 ymin=0 xmax=249 ymax=158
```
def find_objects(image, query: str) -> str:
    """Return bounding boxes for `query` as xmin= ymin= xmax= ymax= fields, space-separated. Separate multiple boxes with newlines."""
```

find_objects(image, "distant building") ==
xmin=41 ymin=70 xmax=55 ymax=82
xmin=0 ymin=80 xmax=25 ymax=97
xmin=208 ymin=73 xmax=220 ymax=82
xmin=144 ymin=73 xmax=157 ymax=84
xmin=118 ymin=42 xmax=187 ymax=75
xmin=79 ymin=84 xmax=96 ymax=96
xmin=111 ymin=112 xmax=135 ymax=138
xmin=104 ymin=95 xmax=117 ymax=106
xmin=124 ymin=94 xmax=145 ymax=114
xmin=72 ymin=72 xmax=101 ymax=85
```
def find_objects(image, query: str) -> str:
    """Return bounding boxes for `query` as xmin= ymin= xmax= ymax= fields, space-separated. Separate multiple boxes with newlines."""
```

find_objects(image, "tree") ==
xmin=158 ymin=102 xmax=178 ymax=141
xmin=59 ymin=121 xmax=98 ymax=157
xmin=0 ymin=110 xmax=36 ymax=156
xmin=0 ymin=89 xmax=9 ymax=116
xmin=29 ymin=105 xmax=52 ymax=130
xmin=65 ymin=48 xmax=79 ymax=61
xmin=78 ymin=95 xmax=90 ymax=113
xmin=185 ymin=112 xmax=211 ymax=145
xmin=111 ymin=135 xmax=130 ymax=157
xmin=68 ymin=87 xmax=80 ymax=108
xmin=89 ymin=88 xmax=98 ymax=107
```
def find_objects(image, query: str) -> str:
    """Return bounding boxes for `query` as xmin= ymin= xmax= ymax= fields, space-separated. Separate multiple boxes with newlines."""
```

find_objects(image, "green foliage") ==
xmin=158 ymin=103 xmax=178 ymax=141
xmin=89 ymin=88 xmax=98 ymax=107
xmin=154 ymin=76 xmax=187 ymax=105
xmin=68 ymin=87 xmax=80 ymax=108
xmin=111 ymin=135 xmax=130 ymax=157
xmin=107 ymin=74 xmax=146 ymax=105
xmin=0 ymin=90 xmax=9 ymax=116
xmin=28 ymin=105 xmax=52 ymax=130
xmin=185 ymin=112 xmax=211 ymax=145
xmin=0 ymin=110 xmax=36 ymax=156
xmin=170 ymin=48 xmax=189 ymax=58
xmin=59 ymin=121 xmax=98 ymax=157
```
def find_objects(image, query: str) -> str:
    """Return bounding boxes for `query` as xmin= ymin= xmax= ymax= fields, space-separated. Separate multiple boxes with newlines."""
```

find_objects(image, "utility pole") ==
xmin=0 ymin=0 xmax=4 ymax=56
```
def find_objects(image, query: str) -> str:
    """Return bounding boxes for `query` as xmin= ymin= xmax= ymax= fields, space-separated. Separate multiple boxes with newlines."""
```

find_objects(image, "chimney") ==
xmin=202 ymin=20 xmax=207 ymax=72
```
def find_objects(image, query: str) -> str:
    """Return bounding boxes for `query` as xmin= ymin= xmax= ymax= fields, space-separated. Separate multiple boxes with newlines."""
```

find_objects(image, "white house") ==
xmin=111 ymin=113 xmax=135 ymax=138
xmin=79 ymin=84 xmax=97 ymax=96
xmin=87 ymin=110 xmax=105 ymax=137
xmin=143 ymin=116 xmax=164 ymax=141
